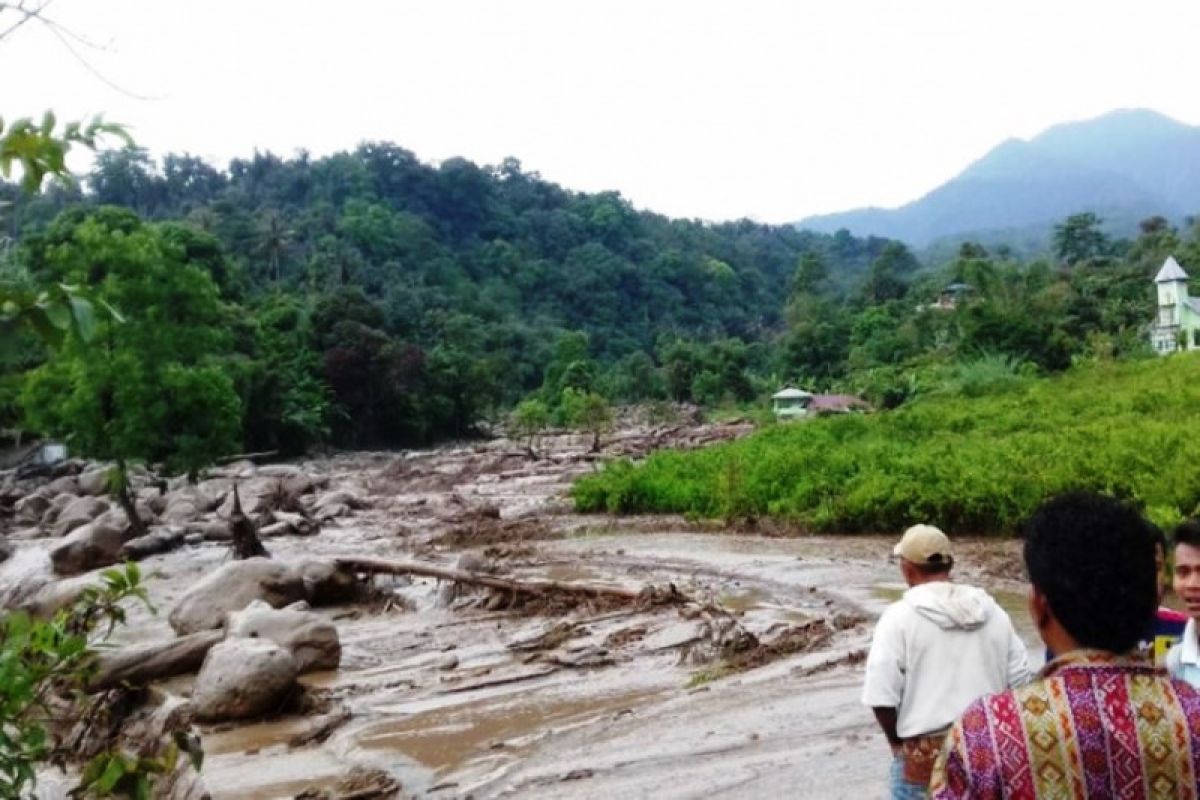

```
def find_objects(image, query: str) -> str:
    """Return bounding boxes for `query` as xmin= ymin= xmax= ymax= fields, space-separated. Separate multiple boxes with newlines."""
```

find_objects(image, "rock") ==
xmin=435 ymin=654 xmax=459 ymax=671
xmin=77 ymin=468 xmax=110 ymax=497
xmin=314 ymin=503 xmax=350 ymax=522
xmin=50 ymin=518 xmax=128 ymax=575
xmin=187 ymin=519 xmax=233 ymax=541
xmin=256 ymin=465 xmax=303 ymax=479
xmin=168 ymin=558 xmax=308 ymax=635
xmin=270 ymin=510 xmax=317 ymax=536
xmin=184 ymin=532 xmax=204 ymax=546
xmin=51 ymin=496 xmax=109 ymax=538
xmin=14 ymin=493 xmax=50 ymax=526
xmin=45 ymin=475 xmax=81 ymax=496
xmin=215 ymin=477 xmax=278 ymax=519
xmin=119 ymin=527 xmax=186 ymax=561
xmin=138 ymin=489 xmax=168 ymax=517
xmin=642 ymin=621 xmax=710 ymax=651
xmin=312 ymin=490 xmax=367 ymax=513
xmin=40 ymin=492 xmax=78 ymax=527
xmin=226 ymin=600 xmax=340 ymax=672
xmin=163 ymin=498 xmax=199 ymax=524
xmin=191 ymin=638 xmax=298 ymax=721
xmin=294 ymin=559 xmax=359 ymax=606
xmin=0 ymin=537 xmax=11 ymax=563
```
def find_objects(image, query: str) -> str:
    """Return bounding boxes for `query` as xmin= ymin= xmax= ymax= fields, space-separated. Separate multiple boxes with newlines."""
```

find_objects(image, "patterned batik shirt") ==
xmin=930 ymin=649 xmax=1200 ymax=799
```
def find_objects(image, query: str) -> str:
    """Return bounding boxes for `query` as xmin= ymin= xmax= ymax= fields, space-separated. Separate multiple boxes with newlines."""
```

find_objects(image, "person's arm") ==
xmin=1006 ymin=624 xmax=1031 ymax=688
xmin=862 ymin=607 xmax=905 ymax=748
xmin=871 ymin=706 xmax=902 ymax=752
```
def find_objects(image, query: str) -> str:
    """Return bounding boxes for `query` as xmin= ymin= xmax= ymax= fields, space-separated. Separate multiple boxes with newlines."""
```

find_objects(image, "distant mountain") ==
xmin=795 ymin=109 xmax=1200 ymax=249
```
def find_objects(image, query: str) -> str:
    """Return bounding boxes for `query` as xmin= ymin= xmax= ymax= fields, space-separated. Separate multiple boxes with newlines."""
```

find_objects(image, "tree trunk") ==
xmin=86 ymin=630 xmax=223 ymax=692
xmin=333 ymin=555 xmax=687 ymax=606
xmin=114 ymin=458 xmax=147 ymax=540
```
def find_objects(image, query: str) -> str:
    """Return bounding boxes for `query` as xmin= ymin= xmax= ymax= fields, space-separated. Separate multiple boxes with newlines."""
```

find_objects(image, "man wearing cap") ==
xmin=863 ymin=524 xmax=1030 ymax=799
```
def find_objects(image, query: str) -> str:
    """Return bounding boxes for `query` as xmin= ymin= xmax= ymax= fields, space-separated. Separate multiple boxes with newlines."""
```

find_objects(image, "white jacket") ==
xmin=861 ymin=582 xmax=1031 ymax=738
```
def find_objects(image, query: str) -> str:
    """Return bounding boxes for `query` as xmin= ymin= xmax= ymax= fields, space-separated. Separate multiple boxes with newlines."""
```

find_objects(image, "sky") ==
xmin=4 ymin=0 xmax=1200 ymax=224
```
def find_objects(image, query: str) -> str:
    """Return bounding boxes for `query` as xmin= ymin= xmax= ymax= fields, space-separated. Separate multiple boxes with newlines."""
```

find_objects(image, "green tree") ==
xmin=1053 ymin=212 xmax=1110 ymax=266
xmin=510 ymin=397 xmax=550 ymax=457
xmin=21 ymin=208 xmax=242 ymax=534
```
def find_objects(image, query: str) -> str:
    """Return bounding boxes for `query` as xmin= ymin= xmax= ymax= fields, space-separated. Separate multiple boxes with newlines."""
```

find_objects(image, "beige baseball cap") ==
xmin=893 ymin=524 xmax=952 ymax=565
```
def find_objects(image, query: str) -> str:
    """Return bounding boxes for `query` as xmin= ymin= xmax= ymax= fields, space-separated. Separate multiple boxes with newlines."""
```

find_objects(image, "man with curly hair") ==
xmin=931 ymin=492 xmax=1200 ymax=799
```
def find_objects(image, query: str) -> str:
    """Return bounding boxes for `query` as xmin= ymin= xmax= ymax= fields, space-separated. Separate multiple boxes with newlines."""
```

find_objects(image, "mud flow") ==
xmin=0 ymin=420 xmax=1034 ymax=799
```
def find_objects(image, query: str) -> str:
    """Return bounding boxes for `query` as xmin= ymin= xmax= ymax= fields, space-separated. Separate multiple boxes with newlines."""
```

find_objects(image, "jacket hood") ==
xmin=903 ymin=582 xmax=992 ymax=630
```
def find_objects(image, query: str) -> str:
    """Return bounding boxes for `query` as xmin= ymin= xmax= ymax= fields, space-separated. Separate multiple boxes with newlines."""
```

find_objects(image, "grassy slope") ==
xmin=574 ymin=354 xmax=1200 ymax=534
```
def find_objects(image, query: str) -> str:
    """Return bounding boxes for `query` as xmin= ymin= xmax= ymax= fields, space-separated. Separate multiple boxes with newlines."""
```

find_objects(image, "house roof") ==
xmin=810 ymin=394 xmax=870 ymax=412
xmin=1156 ymin=256 xmax=1189 ymax=283
xmin=772 ymin=387 xmax=813 ymax=400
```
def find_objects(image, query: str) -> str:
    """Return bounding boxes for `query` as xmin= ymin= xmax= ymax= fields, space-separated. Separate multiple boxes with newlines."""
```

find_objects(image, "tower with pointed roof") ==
xmin=1150 ymin=256 xmax=1200 ymax=354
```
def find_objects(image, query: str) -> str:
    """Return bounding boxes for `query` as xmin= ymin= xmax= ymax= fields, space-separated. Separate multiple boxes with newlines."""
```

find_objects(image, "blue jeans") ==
xmin=889 ymin=754 xmax=929 ymax=799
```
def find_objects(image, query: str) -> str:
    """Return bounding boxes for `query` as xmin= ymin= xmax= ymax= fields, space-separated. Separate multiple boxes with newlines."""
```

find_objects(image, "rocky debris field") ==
xmin=0 ymin=420 xmax=1031 ymax=799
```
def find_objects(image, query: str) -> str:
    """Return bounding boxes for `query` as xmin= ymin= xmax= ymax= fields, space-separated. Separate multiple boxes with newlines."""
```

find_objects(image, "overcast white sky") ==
xmin=4 ymin=0 xmax=1199 ymax=223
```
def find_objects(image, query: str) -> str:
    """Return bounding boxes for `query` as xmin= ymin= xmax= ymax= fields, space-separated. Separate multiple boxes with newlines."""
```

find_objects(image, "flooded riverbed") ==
xmin=1 ymin=425 xmax=1035 ymax=799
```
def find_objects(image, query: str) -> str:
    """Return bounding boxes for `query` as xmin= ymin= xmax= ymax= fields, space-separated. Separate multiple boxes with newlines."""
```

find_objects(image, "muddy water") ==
xmin=5 ymin=428 xmax=1035 ymax=799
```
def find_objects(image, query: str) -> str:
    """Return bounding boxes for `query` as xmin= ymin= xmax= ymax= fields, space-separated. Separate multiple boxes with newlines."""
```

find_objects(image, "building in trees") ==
xmin=1150 ymin=257 xmax=1200 ymax=354
xmin=771 ymin=386 xmax=813 ymax=419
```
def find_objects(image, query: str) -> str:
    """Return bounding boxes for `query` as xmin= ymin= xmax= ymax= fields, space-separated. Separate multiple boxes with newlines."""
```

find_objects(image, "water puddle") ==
xmin=355 ymin=688 xmax=661 ymax=773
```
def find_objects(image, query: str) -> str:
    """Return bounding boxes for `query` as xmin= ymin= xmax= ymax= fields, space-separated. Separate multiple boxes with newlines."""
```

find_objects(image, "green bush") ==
xmin=573 ymin=354 xmax=1200 ymax=534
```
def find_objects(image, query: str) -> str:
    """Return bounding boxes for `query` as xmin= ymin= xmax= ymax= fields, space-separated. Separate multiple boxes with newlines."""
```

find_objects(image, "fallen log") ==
xmin=88 ymin=630 xmax=224 ymax=692
xmin=333 ymin=555 xmax=686 ymax=606
xmin=216 ymin=450 xmax=280 ymax=466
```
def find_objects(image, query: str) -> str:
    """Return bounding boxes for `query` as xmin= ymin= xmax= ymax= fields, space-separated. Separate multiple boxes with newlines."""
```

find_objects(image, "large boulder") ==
xmin=226 ymin=600 xmax=340 ymax=672
xmin=14 ymin=493 xmax=51 ymax=526
xmin=50 ymin=518 xmax=128 ymax=576
xmin=77 ymin=468 xmax=110 ymax=497
xmin=40 ymin=492 xmax=78 ymax=527
xmin=191 ymin=638 xmax=298 ymax=721
xmin=51 ymin=496 xmax=109 ymax=538
xmin=119 ymin=527 xmax=186 ymax=561
xmin=167 ymin=558 xmax=307 ymax=635
xmin=215 ymin=477 xmax=279 ymax=519
xmin=44 ymin=475 xmax=81 ymax=497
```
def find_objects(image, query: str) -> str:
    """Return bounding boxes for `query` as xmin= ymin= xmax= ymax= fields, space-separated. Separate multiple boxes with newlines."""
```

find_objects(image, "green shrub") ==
xmin=573 ymin=354 xmax=1200 ymax=534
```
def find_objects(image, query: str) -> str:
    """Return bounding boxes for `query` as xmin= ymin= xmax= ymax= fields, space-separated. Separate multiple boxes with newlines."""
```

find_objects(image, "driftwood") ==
xmin=216 ymin=450 xmax=280 ymax=466
xmin=229 ymin=484 xmax=269 ymax=559
xmin=87 ymin=630 xmax=224 ymax=692
xmin=334 ymin=555 xmax=686 ymax=605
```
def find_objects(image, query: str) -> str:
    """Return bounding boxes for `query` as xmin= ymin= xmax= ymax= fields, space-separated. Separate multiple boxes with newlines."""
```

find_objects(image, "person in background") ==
xmin=1148 ymin=526 xmax=1188 ymax=663
xmin=931 ymin=492 xmax=1200 ymax=799
xmin=1167 ymin=519 xmax=1200 ymax=685
xmin=863 ymin=524 xmax=1029 ymax=799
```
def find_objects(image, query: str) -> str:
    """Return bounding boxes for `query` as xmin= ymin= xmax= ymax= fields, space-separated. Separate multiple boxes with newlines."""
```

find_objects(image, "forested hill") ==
xmin=796 ymin=109 xmax=1200 ymax=249
xmin=7 ymin=145 xmax=892 ymax=360
xmin=2 ymin=144 xmax=896 ymax=451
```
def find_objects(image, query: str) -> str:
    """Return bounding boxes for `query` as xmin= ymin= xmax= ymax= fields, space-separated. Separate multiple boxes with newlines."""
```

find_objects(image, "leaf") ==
xmin=95 ymin=755 xmax=127 ymax=792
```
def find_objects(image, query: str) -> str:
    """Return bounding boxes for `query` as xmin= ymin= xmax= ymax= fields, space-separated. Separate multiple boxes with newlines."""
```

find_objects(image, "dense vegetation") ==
xmin=4 ymin=142 xmax=1200 ymax=469
xmin=573 ymin=354 xmax=1200 ymax=533
xmin=1 ymin=146 xmax=895 ymax=455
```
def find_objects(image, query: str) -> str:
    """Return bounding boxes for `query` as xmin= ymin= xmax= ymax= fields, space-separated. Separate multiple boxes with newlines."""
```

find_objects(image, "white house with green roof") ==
xmin=1150 ymin=256 xmax=1200 ymax=354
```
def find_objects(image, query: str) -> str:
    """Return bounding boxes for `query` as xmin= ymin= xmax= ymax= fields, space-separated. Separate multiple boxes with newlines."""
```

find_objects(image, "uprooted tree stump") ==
xmin=229 ymin=483 xmax=269 ymax=560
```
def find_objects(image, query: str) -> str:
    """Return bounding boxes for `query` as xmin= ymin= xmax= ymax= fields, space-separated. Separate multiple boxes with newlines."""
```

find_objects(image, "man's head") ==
xmin=1023 ymin=492 xmax=1157 ymax=654
xmin=894 ymin=524 xmax=953 ymax=586
xmin=1172 ymin=520 xmax=1200 ymax=620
